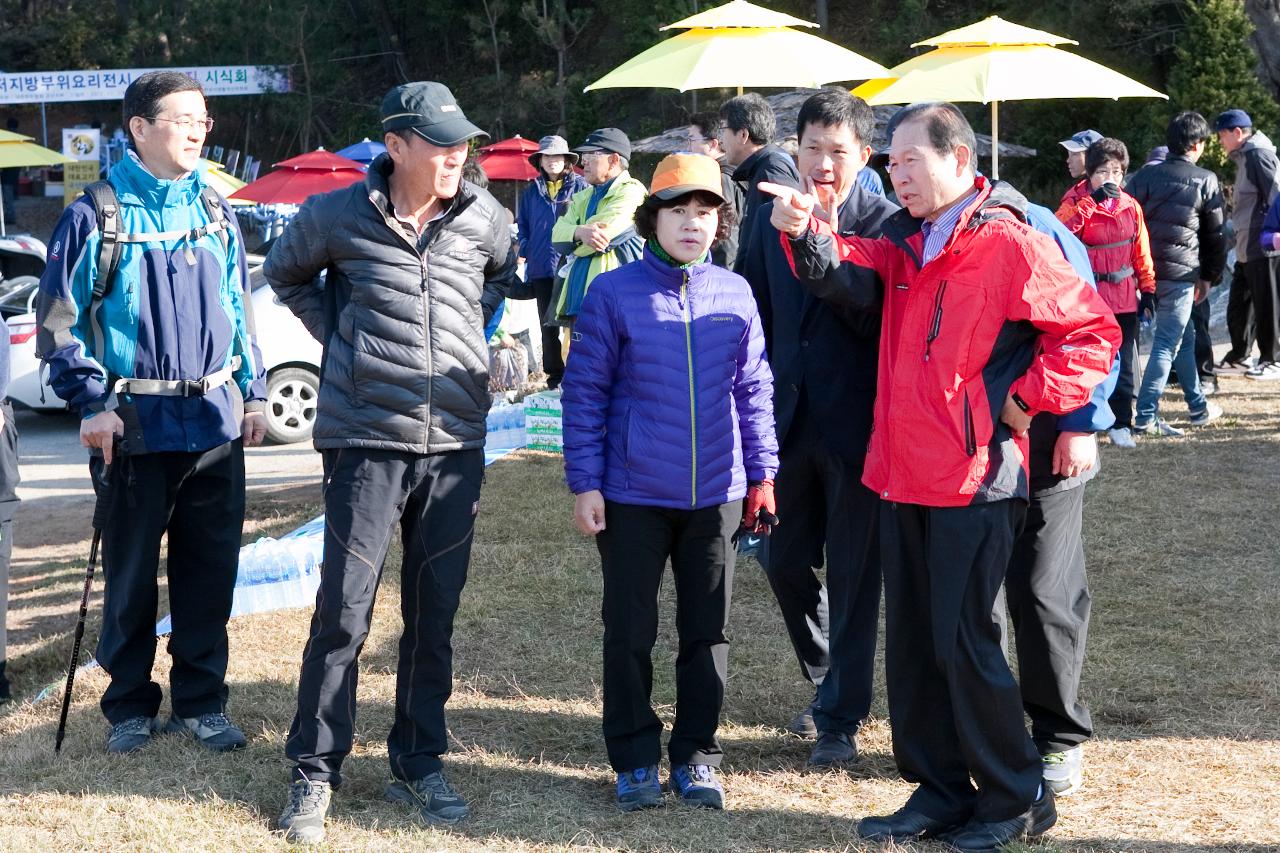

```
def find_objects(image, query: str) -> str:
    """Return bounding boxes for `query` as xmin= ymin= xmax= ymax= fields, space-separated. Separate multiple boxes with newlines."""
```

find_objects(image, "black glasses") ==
xmin=147 ymin=115 xmax=214 ymax=133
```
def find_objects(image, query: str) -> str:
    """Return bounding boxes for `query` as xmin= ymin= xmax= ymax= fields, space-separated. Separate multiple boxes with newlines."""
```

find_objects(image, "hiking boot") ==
xmin=945 ymin=786 xmax=1057 ymax=852
xmin=278 ymin=777 xmax=332 ymax=844
xmin=1107 ymin=427 xmax=1136 ymax=448
xmin=1213 ymin=355 xmax=1254 ymax=375
xmin=163 ymin=711 xmax=247 ymax=752
xmin=1042 ymin=745 xmax=1084 ymax=797
xmin=1188 ymin=401 xmax=1223 ymax=427
xmin=106 ymin=715 xmax=160 ymax=754
xmin=785 ymin=694 xmax=819 ymax=739
xmin=806 ymin=731 xmax=858 ymax=769
xmin=387 ymin=771 xmax=471 ymax=824
xmin=669 ymin=764 xmax=724 ymax=809
xmin=1246 ymin=360 xmax=1280 ymax=381
xmin=1132 ymin=418 xmax=1184 ymax=437
xmin=615 ymin=765 xmax=663 ymax=811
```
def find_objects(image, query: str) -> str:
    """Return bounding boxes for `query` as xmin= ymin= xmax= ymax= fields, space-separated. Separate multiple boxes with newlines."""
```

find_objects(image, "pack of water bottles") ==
xmin=485 ymin=401 xmax=527 ymax=451
xmin=523 ymin=389 xmax=563 ymax=453
xmin=230 ymin=533 xmax=324 ymax=617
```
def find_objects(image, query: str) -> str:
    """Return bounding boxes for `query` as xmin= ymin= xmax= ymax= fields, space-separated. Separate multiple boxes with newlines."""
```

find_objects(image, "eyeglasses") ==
xmin=1091 ymin=166 xmax=1125 ymax=179
xmin=147 ymin=115 xmax=214 ymax=133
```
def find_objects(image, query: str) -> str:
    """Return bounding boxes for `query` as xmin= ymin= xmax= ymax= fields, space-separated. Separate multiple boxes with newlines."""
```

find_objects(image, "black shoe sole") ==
xmin=616 ymin=794 xmax=664 ymax=812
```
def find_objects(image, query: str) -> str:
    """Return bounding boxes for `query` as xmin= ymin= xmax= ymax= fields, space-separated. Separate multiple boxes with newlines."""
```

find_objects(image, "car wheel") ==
xmin=265 ymin=367 xmax=319 ymax=444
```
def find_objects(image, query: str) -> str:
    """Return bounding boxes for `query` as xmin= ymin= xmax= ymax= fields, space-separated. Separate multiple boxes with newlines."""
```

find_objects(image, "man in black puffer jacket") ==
xmin=266 ymin=82 xmax=515 ymax=844
xmin=1125 ymin=111 xmax=1227 ymax=435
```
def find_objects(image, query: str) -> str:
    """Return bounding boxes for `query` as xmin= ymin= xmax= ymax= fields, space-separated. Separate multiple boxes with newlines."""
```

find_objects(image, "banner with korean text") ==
xmin=0 ymin=66 xmax=290 ymax=105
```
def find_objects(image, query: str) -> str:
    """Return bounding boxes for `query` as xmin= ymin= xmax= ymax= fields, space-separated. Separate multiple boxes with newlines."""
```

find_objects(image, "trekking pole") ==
xmin=54 ymin=441 xmax=118 ymax=753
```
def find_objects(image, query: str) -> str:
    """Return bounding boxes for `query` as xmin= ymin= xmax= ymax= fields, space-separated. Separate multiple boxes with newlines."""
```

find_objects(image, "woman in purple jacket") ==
xmin=562 ymin=154 xmax=779 ymax=812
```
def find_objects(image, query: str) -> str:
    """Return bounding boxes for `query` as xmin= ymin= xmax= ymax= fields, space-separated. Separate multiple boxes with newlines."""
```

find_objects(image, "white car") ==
xmin=5 ymin=254 xmax=323 ymax=444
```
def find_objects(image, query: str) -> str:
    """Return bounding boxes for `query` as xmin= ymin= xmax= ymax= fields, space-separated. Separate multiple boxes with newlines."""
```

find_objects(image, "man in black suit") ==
xmin=739 ymin=90 xmax=897 ymax=767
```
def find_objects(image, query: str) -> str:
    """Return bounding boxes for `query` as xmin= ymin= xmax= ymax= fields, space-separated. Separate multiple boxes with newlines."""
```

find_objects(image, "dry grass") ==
xmin=1 ymin=379 xmax=1278 ymax=852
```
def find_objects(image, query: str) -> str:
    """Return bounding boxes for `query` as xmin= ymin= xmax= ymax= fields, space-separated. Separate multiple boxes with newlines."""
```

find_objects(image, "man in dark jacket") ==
xmin=1214 ymin=109 xmax=1280 ymax=379
xmin=516 ymin=135 xmax=587 ymax=388
xmin=718 ymin=93 xmax=800 ymax=273
xmin=739 ymin=90 xmax=896 ymax=768
xmin=1126 ymin=111 xmax=1227 ymax=435
xmin=688 ymin=112 xmax=745 ymax=268
xmin=267 ymin=81 xmax=515 ymax=844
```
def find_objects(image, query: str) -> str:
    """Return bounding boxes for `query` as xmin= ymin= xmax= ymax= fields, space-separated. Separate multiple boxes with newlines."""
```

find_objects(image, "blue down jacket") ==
xmin=517 ymin=172 xmax=587 ymax=281
xmin=563 ymin=247 xmax=779 ymax=509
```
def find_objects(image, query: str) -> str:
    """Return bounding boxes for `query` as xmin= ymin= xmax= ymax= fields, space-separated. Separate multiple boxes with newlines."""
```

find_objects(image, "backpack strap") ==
xmin=82 ymin=180 xmax=122 ymax=365
xmin=198 ymin=185 xmax=231 ymax=255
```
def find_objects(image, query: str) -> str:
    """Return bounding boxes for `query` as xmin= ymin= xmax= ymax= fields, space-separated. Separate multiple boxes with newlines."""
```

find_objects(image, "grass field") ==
xmin=1 ymin=379 xmax=1278 ymax=852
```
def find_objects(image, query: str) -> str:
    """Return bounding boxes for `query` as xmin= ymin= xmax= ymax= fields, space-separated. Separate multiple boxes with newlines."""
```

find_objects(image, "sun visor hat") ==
xmin=528 ymin=134 xmax=578 ymax=167
xmin=573 ymin=127 xmax=632 ymax=161
xmin=649 ymin=153 xmax=726 ymax=203
xmin=380 ymin=81 xmax=487 ymax=146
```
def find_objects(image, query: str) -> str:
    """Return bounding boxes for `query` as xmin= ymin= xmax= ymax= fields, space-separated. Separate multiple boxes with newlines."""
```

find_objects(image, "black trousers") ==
xmin=530 ymin=276 xmax=565 ymax=387
xmin=1225 ymin=260 xmax=1256 ymax=363
xmin=1245 ymin=256 xmax=1280 ymax=363
xmin=0 ymin=401 xmax=19 ymax=666
xmin=762 ymin=412 xmax=880 ymax=734
xmin=286 ymin=447 xmax=483 ymax=786
xmin=1109 ymin=311 xmax=1139 ymax=429
xmin=997 ymin=484 xmax=1092 ymax=755
xmin=596 ymin=500 xmax=738 ymax=772
xmin=881 ymin=500 xmax=1040 ymax=824
xmin=1191 ymin=297 xmax=1213 ymax=376
xmin=92 ymin=440 xmax=245 ymax=724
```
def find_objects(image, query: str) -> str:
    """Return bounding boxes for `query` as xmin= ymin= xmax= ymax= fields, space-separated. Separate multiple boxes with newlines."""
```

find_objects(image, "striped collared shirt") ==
xmin=920 ymin=187 xmax=980 ymax=265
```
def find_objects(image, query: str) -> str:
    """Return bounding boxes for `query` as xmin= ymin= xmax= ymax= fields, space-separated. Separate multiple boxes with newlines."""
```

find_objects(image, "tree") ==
xmin=1167 ymin=0 xmax=1280 ymax=172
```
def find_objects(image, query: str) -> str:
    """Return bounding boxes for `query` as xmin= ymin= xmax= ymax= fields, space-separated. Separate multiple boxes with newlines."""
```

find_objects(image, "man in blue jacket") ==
xmin=1005 ymin=201 xmax=1118 ymax=801
xmin=738 ymin=90 xmax=896 ymax=767
xmin=517 ymin=135 xmax=586 ymax=389
xmin=35 ymin=71 xmax=266 ymax=754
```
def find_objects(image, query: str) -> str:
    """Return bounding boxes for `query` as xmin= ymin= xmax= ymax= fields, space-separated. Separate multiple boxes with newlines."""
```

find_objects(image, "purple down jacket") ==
xmin=563 ymin=246 xmax=779 ymax=509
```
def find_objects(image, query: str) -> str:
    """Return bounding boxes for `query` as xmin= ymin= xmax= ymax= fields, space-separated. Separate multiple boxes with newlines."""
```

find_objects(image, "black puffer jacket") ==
xmin=1125 ymin=154 xmax=1227 ymax=284
xmin=264 ymin=154 xmax=516 ymax=453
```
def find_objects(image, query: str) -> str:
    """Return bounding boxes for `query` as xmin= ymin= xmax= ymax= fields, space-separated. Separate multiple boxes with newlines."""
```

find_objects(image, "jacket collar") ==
xmin=639 ymin=244 xmax=713 ymax=290
xmin=732 ymin=144 xmax=784 ymax=182
xmin=881 ymin=175 xmax=1029 ymax=267
xmin=112 ymin=150 xmax=205 ymax=209
xmin=365 ymin=153 xmax=474 ymax=226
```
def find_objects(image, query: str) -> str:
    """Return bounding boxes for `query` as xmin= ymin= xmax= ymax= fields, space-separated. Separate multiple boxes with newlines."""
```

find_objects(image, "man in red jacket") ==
xmin=763 ymin=102 xmax=1119 ymax=853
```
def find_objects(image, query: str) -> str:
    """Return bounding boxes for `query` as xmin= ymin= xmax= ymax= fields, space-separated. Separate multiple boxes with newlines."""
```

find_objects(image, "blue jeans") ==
xmin=1135 ymin=281 xmax=1206 ymax=425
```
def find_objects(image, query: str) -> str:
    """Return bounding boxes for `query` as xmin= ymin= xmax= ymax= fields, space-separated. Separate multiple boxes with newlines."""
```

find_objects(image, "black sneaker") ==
xmin=387 ymin=771 xmax=471 ymax=824
xmin=278 ymin=777 xmax=333 ymax=844
xmin=106 ymin=715 xmax=160 ymax=754
xmin=163 ymin=712 xmax=247 ymax=752
xmin=785 ymin=692 xmax=819 ymax=739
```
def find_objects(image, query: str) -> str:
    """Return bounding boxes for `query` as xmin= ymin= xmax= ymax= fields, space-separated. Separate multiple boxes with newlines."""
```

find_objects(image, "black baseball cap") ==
xmin=380 ymin=81 xmax=487 ymax=147
xmin=1214 ymin=109 xmax=1252 ymax=131
xmin=574 ymin=127 xmax=631 ymax=160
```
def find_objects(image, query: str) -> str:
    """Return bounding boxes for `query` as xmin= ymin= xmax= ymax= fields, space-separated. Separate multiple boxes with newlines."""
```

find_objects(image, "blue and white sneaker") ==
xmin=616 ymin=765 xmax=662 ymax=811
xmin=669 ymin=764 xmax=724 ymax=809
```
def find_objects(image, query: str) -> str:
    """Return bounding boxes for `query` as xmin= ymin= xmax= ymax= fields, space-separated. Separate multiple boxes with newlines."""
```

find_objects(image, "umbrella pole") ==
xmin=990 ymin=101 xmax=999 ymax=182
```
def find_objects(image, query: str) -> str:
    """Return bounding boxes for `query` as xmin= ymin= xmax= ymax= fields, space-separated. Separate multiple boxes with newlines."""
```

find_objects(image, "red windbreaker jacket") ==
xmin=782 ymin=178 xmax=1120 ymax=508
xmin=1056 ymin=180 xmax=1156 ymax=315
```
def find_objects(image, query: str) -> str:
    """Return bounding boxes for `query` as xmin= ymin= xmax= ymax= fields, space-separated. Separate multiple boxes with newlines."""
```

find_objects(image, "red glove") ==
xmin=742 ymin=479 xmax=778 ymax=535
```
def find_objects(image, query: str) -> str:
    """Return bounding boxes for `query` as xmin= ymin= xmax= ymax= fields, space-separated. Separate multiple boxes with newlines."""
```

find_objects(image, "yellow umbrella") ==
xmin=585 ymin=0 xmax=889 ymax=94
xmin=851 ymin=16 xmax=1167 ymax=179
xmin=0 ymin=129 xmax=75 ymax=235
xmin=199 ymin=159 xmax=254 ymax=207
xmin=662 ymin=0 xmax=816 ymax=29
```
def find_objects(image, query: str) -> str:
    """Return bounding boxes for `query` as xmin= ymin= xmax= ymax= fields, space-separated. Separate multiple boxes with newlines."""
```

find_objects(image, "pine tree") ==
xmin=1167 ymin=0 xmax=1280 ymax=173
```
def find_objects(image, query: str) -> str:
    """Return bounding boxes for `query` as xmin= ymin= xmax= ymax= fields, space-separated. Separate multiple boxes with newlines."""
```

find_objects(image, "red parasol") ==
xmin=477 ymin=135 xmax=540 ymax=182
xmin=230 ymin=148 xmax=367 ymax=204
